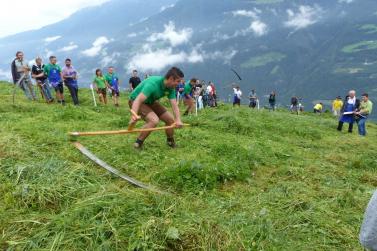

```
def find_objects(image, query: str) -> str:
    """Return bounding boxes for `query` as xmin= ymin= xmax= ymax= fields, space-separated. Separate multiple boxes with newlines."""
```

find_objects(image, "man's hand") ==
xmin=175 ymin=119 xmax=184 ymax=128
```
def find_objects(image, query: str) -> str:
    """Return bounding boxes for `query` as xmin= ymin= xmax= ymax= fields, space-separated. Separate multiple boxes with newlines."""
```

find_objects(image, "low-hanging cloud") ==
xmin=230 ymin=9 xmax=268 ymax=37
xmin=147 ymin=21 xmax=193 ymax=47
xmin=59 ymin=42 xmax=78 ymax=52
xmin=285 ymin=5 xmax=323 ymax=30
xmin=82 ymin=36 xmax=111 ymax=57
xmin=44 ymin=36 xmax=62 ymax=43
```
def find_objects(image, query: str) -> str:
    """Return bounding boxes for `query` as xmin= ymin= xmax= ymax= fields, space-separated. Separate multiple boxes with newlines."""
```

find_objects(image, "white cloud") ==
xmin=100 ymin=52 xmax=120 ymax=67
xmin=127 ymin=46 xmax=203 ymax=73
xmin=249 ymin=21 xmax=268 ymax=36
xmin=147 ymin=22 xmax=193 ymax=47
xmin=232 ymin=10 xmax=258 ymax=19
xmin=206 ymin=50 xmax=238 ymax=64
xmin=82 ymin=36 xmax=111 ymax=57
xmin=338 ymin=0 xmax=354 ymax=3
xmin=59 ymin=42 xmax=78 ymax=52
xmin=44 ymin=36 xmax=62 ymax=43
xmin=285 ymin=5 xmax=323 ymax=30
xmin=160 ymin=4 xmax=175 ymax=12
xmin=128 ymin=33 xmax=138 ymax=38
xmin=0 ymin=0 xmax=110 ymax=38
xmin=230 ymin=9 xmax=268 ymax=37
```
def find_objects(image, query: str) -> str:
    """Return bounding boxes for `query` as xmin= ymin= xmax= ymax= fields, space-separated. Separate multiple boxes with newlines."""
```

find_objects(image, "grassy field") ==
xmin=0 ymin=82 xmax=376 ymax=250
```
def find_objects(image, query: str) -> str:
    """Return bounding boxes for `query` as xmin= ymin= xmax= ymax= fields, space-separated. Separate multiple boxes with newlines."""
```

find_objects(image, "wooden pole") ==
xmin=70 ymin=124 xmax=190 ymax=137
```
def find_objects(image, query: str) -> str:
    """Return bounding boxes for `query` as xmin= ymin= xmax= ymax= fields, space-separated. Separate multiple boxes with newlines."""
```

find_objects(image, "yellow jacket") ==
xmin=332 ymin=100 xmax=343 ymax=110
xmin=314 ymin=103 xmax=323 ymax=111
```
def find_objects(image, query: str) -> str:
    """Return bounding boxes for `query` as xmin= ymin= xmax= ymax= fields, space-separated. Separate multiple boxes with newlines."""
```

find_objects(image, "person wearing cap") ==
xmin=332 ymin=96 xmax=343 ymax=118
xmin=355 ymin=93 xmax=373 ymax=136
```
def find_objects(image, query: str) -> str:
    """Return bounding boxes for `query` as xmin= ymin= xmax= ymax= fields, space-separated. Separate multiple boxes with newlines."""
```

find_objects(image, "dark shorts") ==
xmin=53 ymin=83 xmax=64 ymax=94
xmin=128 ymin=100 xmax=167 ymax=118
xmin=112 ymin=90 xmax=120 ymax=97
xmin=97 ymin=88 xmax=107 ymax=96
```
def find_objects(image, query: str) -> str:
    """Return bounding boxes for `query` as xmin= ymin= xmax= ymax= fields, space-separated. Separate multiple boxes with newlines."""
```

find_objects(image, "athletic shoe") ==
xmin=167 ymin=138 xmax=176 ymax=148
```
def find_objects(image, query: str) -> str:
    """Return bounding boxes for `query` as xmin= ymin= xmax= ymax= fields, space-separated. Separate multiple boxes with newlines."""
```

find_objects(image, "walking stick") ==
xmin=90 ymin=84 xmax=97 ymax=107
xmin=13 ymin=73 xmax=26 ymax=105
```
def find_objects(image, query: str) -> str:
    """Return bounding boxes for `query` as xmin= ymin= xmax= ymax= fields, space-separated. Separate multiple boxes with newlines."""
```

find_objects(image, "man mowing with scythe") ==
xmin=129 ymin=67 xmax=185 ymax=149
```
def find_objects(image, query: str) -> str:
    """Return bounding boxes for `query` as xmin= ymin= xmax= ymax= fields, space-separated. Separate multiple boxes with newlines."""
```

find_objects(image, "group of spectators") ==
xmin=10 ymin=51 xmax=146 ymax=107
xmin=231 ymin=86 xmax=277 ymax=111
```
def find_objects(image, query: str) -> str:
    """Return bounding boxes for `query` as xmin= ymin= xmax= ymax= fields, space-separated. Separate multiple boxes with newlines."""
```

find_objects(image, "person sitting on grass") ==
xmin=183 ymin=78 xmax=196 ymax=116
xmin=93 ymin=69 xmax=109 ymax=105
xmin=44 ymin=56 xmax=65 ymax=105
xmin=105 ymin=66 xmax=120 ymax=107
xmin=313 ymin=103 xmax=323 ymax=114
xmin=355 ymin=93 xmax=373 ymax=136
xmin=129 ymin=67 xmax=184 ymax=149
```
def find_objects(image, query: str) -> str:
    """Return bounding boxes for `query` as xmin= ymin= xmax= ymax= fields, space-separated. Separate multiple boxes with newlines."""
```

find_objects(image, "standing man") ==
xmin=129 ymin=70 xmax=141 ymax=91
xmin=105 ymin=66 xmax=120 ymax=107
xmin=183 ymin=78 xmax=196 ymax=115
xmin=44 ymin=56 xmax=65 ymax=105
xmin=269 ymin=91 xmax=276 ymax=111
xmin=249 ymin=89 xmax=258 ymax=109
xmin=332 ymin=96 xmax=343 ymax=118
xmin=233 ymin=85 xmax=242 ymax=107
xmin=355 ymin=93 xmax=373 ymax=136
xmin=31 ymin=57 xmax=53 ymax=103
xmin=129 ymin=67 xmax=184 ymax=149
xmin=337 ymin=90 xmax=360 ymax=133
xmin=11 ymin=51 xmax=36 ymax=100
xmin=62 ymin=59 xmax=79 ymax=106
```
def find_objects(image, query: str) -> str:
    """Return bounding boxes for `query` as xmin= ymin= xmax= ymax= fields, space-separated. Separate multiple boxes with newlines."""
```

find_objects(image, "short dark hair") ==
xmin=95 ymin=69 xmax=102 ymax=76
xmin=65 ymin=58 xmax=71 ymax=62
xmin=16 ymin=51 xmax=23 ymax=56
xmin=133 ymin=70 xmax=138 ymax=73
xmin=165 ymin=67 xmax=184 ymax=80
xmin=190 ymin=78 xmax=198 ymax=84
xmin=49 ymin=56 xmax=56 ymax=60
xmin=362 ymin=93 xmax=369 ymax=97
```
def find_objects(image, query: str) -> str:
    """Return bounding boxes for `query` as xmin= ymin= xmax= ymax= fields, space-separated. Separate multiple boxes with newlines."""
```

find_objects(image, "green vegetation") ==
xmin=342 ymin=40 xmax=377 ymax=53
xmin=241 ymin=52 xmax=286 ymax=69
xmin=360 ymin=24 xmax=377 ymax=34
xmin=1 ymin=82 xmax=376 ymax=250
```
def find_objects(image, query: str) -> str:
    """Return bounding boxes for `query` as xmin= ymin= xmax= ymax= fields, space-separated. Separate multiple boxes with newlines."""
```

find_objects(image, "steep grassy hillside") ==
xmin=0 ymin=82 xmax=376 ymax=250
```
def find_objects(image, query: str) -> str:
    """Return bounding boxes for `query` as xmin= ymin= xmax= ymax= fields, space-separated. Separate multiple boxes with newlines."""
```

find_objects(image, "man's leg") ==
xmin=20 ymin=79 xmax=33 ymax=100
xmin=159 ymin=111 xmax=176 ymax=147
xmin=348 ymin=122 xmax=354 ymax=133
xmin=358 ymin=118 xmax=367 ymax=136
xmin=137 ymin=112 xmax=159 ymax=142
xmin=337 ymin=121 xmax=343 ymax=131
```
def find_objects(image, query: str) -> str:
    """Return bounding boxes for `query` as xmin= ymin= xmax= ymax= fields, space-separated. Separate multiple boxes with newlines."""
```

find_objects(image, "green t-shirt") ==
xmin=93 ymin=76 xmax=107 ymax=89
xmin=360 ymin=100 xmax=373 ymax=115
xmin=184 ymin=82 xmax=192 ymax=96
xmin=130 ymin=76 xmax=176 ymax=104
xmin=43 ymin=64 xmax=61 ymax=77
xmin=104 ymin=73 xmax=118 ymax=86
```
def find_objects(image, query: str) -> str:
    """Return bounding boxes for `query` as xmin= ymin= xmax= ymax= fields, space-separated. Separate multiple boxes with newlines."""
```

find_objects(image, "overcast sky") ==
xmin=0 ymin=0 xmax=110 ymax=38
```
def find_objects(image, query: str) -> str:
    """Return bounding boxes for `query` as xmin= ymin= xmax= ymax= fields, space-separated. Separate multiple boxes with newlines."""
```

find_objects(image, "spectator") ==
xmin=233 ymin=84 xmax=242 ymax=107
xmin=313 ymin=103 xmax=323 ymax=114
xmin=355 ymin=93 xmax=373 ymax=136
xmin=11 ymin=51 xmax=36 ymax=100
xmin=44 ymin=56 xmax=64 ymax=105
xmin=129 ymin=70 xmax=141 ymax=91
xmin=105 ymin=66 xmax=120 ymax=107
xmin=62 ymin=58 xmax=79 ymax=106
xmin=93 ymin=69 xmax=109 ymax=105
xmin=332 ymin=96 xmax=343 ymax=118
xmin=31 ymin=57 xmax=53 ymax=103
xmin=337 ymin=90 xmax=360 ymax=133
xmin=269 ymin=92 xmax=276 ymax=111
xmin=249 ymin=89 xmax=258 ymax=109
